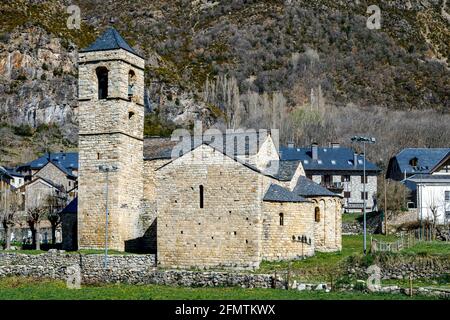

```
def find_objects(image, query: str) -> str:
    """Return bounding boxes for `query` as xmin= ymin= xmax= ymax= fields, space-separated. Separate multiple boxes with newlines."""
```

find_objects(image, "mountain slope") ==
xmin=0 ymin=0 xmax=449 ymax=165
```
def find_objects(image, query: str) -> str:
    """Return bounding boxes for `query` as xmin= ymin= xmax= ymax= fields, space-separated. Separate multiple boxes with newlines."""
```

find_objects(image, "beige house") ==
xmin=74 ymin=28 xmax=343 ymax=269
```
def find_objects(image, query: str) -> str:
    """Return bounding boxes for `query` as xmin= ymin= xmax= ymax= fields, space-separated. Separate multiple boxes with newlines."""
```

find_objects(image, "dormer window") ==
xmin=128 ymin=70 xmax=136 ymax=99
xmin=409 ymin=157 xmax=418 ymax=167
xmin=96 ymin=67 xmax=109 ymax=100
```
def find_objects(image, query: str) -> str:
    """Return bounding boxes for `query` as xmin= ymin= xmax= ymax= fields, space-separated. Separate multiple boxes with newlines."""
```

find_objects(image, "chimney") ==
xmin=288 ymin=141 xmax=294 ymax=149
xmin=353 ymin=153 xmax=358 ymax=167
xmin=311 ymin=143 xmax=318 ymax=161
xmin=331 ymin=142 xmax=340 ymax=148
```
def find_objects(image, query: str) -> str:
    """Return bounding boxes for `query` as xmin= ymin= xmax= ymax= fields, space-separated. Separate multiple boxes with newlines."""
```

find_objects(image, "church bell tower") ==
xmin=77 ymin=27 xmax=145 ymax=251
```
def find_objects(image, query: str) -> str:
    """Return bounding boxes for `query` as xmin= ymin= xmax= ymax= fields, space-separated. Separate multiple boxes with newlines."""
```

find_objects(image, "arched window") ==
xmin=199 ymin=185 xmax=204 ymax=209
xmin=279 ymin=213 xmax=284 ymax=226
xmin=315 ymin=207 xmax=320 ymax=222
xmin=96 ymin=67 xmax=108 ymax=100
xmin=128 ymin=70 xmax=136 ymax=99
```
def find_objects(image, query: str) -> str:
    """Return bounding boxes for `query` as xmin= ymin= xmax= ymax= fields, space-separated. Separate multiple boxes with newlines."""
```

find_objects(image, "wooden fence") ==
xmin=370 ymin=229 xmax=434 ymax=253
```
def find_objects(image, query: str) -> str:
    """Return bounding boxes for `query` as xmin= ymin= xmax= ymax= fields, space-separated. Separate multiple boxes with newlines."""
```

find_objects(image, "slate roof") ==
xmin=390 ymin=148 xmax=450 ymax=175
xmin=293 ymin=176 xmax=341 ymax=198
xmin=80 ymin=27 xmax=141 ymax=57
xmin=20 ymin=152 xmax=78 ymax=172
xmin=262 ymin=161 xmax=300 ymax=181
xmin=22 ymin=176 xmax=62 ymax=190
xmin=408 ymin=174 xmax=450 ymax=182
xmin=263 ymin=184 xmax=309 ymax=203
xmin=144 ymin=133 xmax=271 ymax=160
xmin=0 ymin=166 xmax=23 ymax=178
xmin=279 ymin=146 xmax=380 ymax=172
xmin=61 ymin=197 xmax=77 ymax=214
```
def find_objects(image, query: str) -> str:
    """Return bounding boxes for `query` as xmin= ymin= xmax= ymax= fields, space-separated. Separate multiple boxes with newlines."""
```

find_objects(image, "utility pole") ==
xmin=99 ymin=165 xmax=118 ymax=269
xmin=384 ymin=178 xmax=388 ymax=235
xmin=351 ymin=136 xmax=376 ymax=255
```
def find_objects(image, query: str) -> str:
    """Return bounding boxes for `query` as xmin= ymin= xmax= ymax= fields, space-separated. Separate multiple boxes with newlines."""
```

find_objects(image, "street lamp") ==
xmin=351 ymin=136 xmax=376 ymax=255
xmin=99 ymin=164 xmax=118 ymax=268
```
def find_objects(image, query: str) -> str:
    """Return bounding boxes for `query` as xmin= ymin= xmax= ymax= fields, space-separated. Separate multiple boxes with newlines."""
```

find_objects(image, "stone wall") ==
xmin=35 ymin=162 xmax=72 ymax=190
xmin=0 ymin=252 xmax=284 ymax=288
xmin=262 ymin=201 xmax=315 ymax=261
xmin=156 ymin=145 xmax=263 ymax=269
xmin=312 ymin=197 xmax=342 ymax=252
xmin=347 ymin=255 xmax=450 ymax=280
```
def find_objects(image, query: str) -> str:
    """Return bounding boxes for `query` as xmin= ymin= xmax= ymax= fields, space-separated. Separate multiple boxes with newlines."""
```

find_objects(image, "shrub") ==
xmin=13 ymin=124 xmax=34 ymax=136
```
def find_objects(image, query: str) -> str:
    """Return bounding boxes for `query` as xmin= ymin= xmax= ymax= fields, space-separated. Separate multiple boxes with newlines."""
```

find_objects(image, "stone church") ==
xmin=75 ymin=28 xmax=342 ymax=269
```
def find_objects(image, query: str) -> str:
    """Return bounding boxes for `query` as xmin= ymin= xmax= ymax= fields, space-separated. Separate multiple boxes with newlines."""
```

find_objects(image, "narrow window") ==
xmin=199 ymin=185 xmax=204 ymax=208
xmin=128 ymin=70 xmax=136 ymax=98
xmin=444 ymin=191 xmax=450 ymax=201
xmin=361 ymin=175 xmax=368 ymax=183
xmin=128 ymin=111 xmax=135 ymax=119
xmin=344 ymin=191 xmax=351 ymax=198
xmin=97 ymin=153 xmax=100 ymax=160
xmin=315 ymin=207 xmax=320 ymax=222
xmin=279 ymin=213 xmax=284 ymax=226
xmin=96 ymin=67 xmax=108 ymax=100
xmin=361 ymin=192 xmax=368 ymax=200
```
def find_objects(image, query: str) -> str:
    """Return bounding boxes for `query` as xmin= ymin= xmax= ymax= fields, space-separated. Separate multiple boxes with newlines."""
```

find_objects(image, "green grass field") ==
xmin=0 ymin=277 xmax=440 ymax=300
xmin=257 ymin=235 xmax=398 ymax=281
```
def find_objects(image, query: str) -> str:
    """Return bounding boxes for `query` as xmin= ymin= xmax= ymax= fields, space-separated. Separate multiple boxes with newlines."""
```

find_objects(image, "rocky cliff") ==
xmin=0 ymin=0 xmax=449 ymax=165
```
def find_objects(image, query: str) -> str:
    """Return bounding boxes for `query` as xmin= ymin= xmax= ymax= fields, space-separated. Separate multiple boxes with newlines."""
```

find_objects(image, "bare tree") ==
xmin=0 ymin=189 xmax=21 ymax=250
xmin=26 ymin=193 xmax=46 ymax=250
xmin=46 ymin=190 xmax=67 ymax=245
xmin=426 ymin=192 xmax=442 ymax=240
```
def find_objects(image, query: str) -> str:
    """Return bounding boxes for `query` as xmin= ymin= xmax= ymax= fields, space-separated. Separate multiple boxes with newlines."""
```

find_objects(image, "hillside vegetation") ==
xmin=0 ymin=0 xmax=449 ymax=165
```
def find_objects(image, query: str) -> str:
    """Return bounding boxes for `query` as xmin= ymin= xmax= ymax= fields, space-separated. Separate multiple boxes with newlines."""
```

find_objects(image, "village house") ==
xmin=67 ymin=27 xmax=344 ymax=269
xmin=0 ymin=153 xmax=78 ymax=246
xmin=279 ymin=143 xmax=381 ymax=213
xmin=387 ymin=148 xmax=450 ymax=224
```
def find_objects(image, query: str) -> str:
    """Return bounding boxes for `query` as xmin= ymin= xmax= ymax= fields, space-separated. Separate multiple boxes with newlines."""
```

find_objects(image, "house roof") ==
xmin=61 ymin=197 xmax=77 ymax=214
xmin=279 ymin=146 xmax=380 ymax=172
xmin=391 ymin=148 xmax=450 ymax=175
xmin=293 ymin=176 xmax=341 ymax=198
xmin=80 ymin=27 xmax=141 ymax=57
xmin=262 ymin=161 xmax=300 ymax=181
xmin=0 ymin=166 xmax=23 ymax=178
xmin=144 ymin=132 xmax=272 ymax=161
xmin=22 ymin=176 xmax=62 ymax=190
xmin=430 ymin=151 xmax=450 ymax=173
xmin=19 ymin=152 xmax=78 ymax=173
xmin=263 ymin=184 xmax=310 ymax=203
xmin=407 ymin=174 xmax=450 ymax=183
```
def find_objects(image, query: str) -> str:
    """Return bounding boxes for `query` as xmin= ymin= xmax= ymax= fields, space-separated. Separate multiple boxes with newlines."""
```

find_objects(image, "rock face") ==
xmin=0 ymin=26 xmax=78 ymax=139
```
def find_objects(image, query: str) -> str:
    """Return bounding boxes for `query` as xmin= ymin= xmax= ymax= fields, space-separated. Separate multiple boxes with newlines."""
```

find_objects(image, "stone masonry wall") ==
xmin=35 ymin=162 xmax=71 ymax=190
xmin=156 ymin=145 xmax=263 ymax=269
xmin=0 ymin=252 xmax=285 ymax=288
xmin=262 ymin=201 xmax=315 ymax=261
xmin=312 ymin=197 xmax=342 ymax=252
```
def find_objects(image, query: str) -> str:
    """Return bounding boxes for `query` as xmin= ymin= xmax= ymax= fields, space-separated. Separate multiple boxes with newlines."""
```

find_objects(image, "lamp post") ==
xmin=99 ymin=164 xmax=118 ymax=268
xmin=351 ymin=136 xmax=376 ymax=255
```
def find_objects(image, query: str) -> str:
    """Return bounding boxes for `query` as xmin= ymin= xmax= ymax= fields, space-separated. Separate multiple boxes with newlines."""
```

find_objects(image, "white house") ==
xmin=407 ymin=151 xmax=450 ymax=225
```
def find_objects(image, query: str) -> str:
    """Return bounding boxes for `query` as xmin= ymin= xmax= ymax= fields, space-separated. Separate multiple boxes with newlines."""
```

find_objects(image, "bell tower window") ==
xmin=96 ymin=67 xmax=109 ymax=100
xmin=128 ymin=70 xmax=136 ymax=99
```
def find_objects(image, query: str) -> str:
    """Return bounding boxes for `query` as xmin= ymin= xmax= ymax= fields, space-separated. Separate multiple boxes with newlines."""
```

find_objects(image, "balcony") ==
xmin=321 ymin=182 xmax=344 ymax=193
